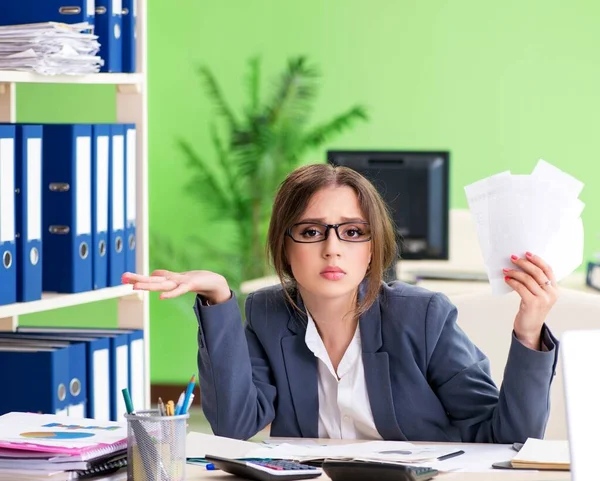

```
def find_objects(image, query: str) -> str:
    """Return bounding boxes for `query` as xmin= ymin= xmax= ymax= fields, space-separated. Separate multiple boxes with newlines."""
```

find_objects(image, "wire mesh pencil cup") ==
xmin=125 ymin=409 xmax=189 ymax=481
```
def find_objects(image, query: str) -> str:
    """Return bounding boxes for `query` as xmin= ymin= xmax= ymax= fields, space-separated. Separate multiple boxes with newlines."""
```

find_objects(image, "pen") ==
xmin=186 ymin=393 xmax=195 ymax=412
xmin=180 ymin=374 xmax=197 ymax=415
xmin=187 ymin=458 xmax=217 ymax=470
xmin=122 ymin=388 xmax=135 ymax=415
xmin=158 ymin=397 xmax=166 ymax=416
xmin=174 ymin=391 xmax=185 ymax=416
xmin=437 ymin=449 xmax=465 ymax=461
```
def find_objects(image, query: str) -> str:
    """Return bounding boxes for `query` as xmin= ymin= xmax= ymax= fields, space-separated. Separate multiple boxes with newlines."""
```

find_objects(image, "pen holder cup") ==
xmin=125 ymin=410 xmax=189 ymax=481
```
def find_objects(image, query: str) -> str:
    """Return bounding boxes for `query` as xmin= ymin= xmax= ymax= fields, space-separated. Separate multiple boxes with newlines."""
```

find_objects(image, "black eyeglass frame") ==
xmin=286 ymin=221 xmax=372 ymax=244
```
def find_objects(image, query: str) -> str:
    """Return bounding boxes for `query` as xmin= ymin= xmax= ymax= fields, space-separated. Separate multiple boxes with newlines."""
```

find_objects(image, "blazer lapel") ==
xmin=360 ymin=289 xmax=408 ymax=441
xmin=281 ymin=304 xmax=319 ymax=438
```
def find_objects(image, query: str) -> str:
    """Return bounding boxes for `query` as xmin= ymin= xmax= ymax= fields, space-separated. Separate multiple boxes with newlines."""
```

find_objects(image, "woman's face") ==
xmin=285 ymin=186 xmax=372 ymax=301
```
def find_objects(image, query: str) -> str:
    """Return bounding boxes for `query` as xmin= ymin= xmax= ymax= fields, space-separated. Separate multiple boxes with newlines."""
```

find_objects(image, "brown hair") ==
xmin=267 ymin=163 xmax=397 ymax=318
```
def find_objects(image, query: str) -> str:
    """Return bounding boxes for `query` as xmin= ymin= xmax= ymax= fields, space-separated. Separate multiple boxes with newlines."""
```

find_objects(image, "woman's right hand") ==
xmin=122 ymin=269 xmax=231 ymax=304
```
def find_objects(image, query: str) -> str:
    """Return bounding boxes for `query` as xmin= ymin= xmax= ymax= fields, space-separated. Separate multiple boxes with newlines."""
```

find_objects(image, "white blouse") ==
xmin=304 ymin=312 xmax=382 ymax=439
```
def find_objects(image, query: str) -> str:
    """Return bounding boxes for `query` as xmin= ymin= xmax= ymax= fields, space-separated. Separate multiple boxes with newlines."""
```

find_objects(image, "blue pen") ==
xmin=179 ymin=374 xmax=196 ymax=415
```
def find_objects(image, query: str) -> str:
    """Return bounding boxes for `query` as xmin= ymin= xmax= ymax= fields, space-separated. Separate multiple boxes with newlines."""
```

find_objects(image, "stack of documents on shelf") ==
xmin=0 ymin=22 xmax=103 ymax=75
xmin=465 ymin=159 xmax=584 ymax=295
xmin=510 ymin=438 xmax=570 ymax=470
xmin=0 ymin=412 xmax=127 ymax=480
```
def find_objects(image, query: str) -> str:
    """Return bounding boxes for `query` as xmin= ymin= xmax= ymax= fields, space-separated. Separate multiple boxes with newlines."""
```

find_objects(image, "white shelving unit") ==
xmin=0 ymin=1 xmax=150 ymax=408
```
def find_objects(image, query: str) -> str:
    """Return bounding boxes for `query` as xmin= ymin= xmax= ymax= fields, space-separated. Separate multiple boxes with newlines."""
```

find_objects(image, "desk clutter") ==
xmin=0 ymin=412 xmax=127 ymax=480
xmin=0 ymin=123 xmax=137 ymax=306
xmin=0 ymin=0 xmax=137 ymax=74
xmin=0 ymin=327 xmax=145 ymax=422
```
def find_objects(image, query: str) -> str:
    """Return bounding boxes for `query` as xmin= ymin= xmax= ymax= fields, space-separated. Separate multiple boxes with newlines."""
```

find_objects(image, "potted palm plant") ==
xmin=151 ymin=56 xmax=369 ymax=302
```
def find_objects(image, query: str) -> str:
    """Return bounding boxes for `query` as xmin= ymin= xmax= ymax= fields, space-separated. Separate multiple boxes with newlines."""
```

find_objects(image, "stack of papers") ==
xmin=465 ymin=159 xmax=584 ymax=295
xmin=0 ymin=22 xmax=103 ymax=75
xmin=185 ymin=432 xmax=459 ymax=465
xmin=245 ymin=441 xmax=460 ymax=464
xmin=0 ymin=412 xmax=127 ymax=480
xmin=510 ymin=438 xmax=570 ymax=470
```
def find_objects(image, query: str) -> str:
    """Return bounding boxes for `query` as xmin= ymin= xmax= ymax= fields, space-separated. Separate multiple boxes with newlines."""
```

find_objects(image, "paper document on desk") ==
xmin=245 ymin=440 xmax=458 ymax=464
xmin=465 ymin=159 xmax=585 ymax=295
xmin=510 ymin=438 xmax=570 ymax=470
xmin=186 ymin=432 xmax=260 ymax=459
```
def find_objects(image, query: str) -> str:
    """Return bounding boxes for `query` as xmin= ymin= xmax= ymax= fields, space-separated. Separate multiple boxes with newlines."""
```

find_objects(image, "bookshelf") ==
xmin=0 ymin=0 xmax=150 ymax=408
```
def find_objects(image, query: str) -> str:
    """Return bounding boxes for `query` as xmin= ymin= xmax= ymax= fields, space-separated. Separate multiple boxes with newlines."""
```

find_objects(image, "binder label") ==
xmin=87 ymin=0 xmax=94 ymax=18
xmin=0 ymin=139 xmax=15 ymax=243
xmin=126 ymin=129 xmax=136 ymax=225
xmin=97 ymin=136 xmax=110 ymax=234
xmin=76 ymin=137 xmax=92 ymax=236
xmin=113 ymin=0 xmax=123 ymax=16
xmin=131 ymin=338 xmax=144 ymax=411
xmin=93 ymin=348 xmax=111 ymax=421
xmin=116 ymin=345 xmax=129 ymax=420
xmin=27 ymin=138 xmax=42 ymax=241
xmin=112 ymin=135 xmax=125 ymax=232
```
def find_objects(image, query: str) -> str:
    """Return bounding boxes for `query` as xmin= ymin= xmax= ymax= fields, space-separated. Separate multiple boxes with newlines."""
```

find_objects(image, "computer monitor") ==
xmin=327 ymin=150 xmax=450 ymax=261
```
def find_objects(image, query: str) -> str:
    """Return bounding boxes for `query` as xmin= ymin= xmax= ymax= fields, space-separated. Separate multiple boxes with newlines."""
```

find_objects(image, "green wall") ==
xmin=17 ymin=0 xmax=600 ymax=384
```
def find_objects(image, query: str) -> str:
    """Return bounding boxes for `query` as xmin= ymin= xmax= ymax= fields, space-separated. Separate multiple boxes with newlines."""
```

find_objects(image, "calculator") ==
xmin=204 ymin=455 xmax=323 ymax=481
xmin=322 ymin=459 xmax=439 ymax=481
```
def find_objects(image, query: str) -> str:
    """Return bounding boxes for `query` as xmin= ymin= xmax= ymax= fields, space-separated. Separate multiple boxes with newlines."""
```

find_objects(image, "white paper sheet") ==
xmin=245 ymin=440 xmax=457 ymax=464
xmin=186 ymin=432 xmax=259 ymax=459
xmin=465 ymin=159 xmax=584 ymax=295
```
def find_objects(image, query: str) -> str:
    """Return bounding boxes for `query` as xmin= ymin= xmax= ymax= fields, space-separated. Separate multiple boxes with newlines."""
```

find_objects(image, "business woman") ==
xmin=123 ymin=163 xmax=559 ymax=443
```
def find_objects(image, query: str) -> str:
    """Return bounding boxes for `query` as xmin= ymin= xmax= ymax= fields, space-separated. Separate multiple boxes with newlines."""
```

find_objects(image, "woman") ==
xmin=123 ymin=163 xmax=559 ymax=443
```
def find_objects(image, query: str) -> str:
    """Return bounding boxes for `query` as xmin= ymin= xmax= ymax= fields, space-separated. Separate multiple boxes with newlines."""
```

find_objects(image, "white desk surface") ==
xmin=183 ymin=439 xmax=570 ymax=481
xmin=102 ymin=465 xmax=569 ymax=480
xmin=184 ymin=461 xmax=569 ymax=481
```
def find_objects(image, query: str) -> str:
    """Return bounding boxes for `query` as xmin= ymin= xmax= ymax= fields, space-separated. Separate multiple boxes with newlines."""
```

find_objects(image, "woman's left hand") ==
xmin=504 ymin=252 xmax=559 ymax=350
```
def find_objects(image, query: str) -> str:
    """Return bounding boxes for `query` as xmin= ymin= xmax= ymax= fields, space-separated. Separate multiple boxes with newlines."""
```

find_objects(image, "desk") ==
xmin=183 ymin=439 xmax=570 ymax=481
xmin=184 ymin=463 xmax=569 ymax=480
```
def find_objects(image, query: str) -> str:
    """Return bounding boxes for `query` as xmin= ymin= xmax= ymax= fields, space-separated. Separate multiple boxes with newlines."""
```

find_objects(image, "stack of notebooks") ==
xmin=0 ymin=412 xmax=128 ymax=480
xmin=0 ymin=22 xmax=103 ymax=75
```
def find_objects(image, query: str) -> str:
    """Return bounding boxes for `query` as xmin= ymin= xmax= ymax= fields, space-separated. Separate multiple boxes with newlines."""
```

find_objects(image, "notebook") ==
xmin=0 ymin=453 xmax=126 ymax=480
xmin=509 ymin=438 xmax=570 ymax=470
xmin=0 ymin=412 xmax=127 ymax=461
xmin=0 ymin=449 xmax=127 ymax=472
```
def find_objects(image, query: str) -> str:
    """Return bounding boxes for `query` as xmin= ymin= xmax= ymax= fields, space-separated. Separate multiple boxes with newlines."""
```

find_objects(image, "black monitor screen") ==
xmin=327 ymin=150 xmax=449 ymax=260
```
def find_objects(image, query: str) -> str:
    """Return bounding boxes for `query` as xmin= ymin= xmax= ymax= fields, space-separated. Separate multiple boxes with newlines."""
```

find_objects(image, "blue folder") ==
xmin=14 ymin=125 xmax=43 ymax=302
xmin=0 ymin=125 xmax=17 ymax=306
xmin=0 ymin=338 xmax=87 ymax=417
xmin=95 ymin=0 xmax=123 ymax=72
xmin=92 ymin=124 xmax=110 ymax=290
xmin=124 ymin=124 xmax=136 ymax=274
xmin=108 ymin=124 xmax=125 ymax=286
xmin=17 ymin=326 xmax=131 ymax=421
xmin=0 ymin=0 xmax=95 ymax=26
xmin=0 ymin=332 xmax=110 ymax=420
xmin=122 ymin=0 xmax=137 ymax=72
xmin=42 ymin=124 xmax=93 ymax=293
xmin=0 ymin=345 xmax=70 ymax=415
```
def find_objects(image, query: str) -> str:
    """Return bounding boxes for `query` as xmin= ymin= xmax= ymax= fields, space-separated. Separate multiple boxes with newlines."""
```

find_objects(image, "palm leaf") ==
xmin=300 ymin=105 xmax=369 ymax=152
xmin=245 ymin=56 xmax=261 ymax=116
xmin=265 ymin=56 xmax=319 ymax=127
xmin=177 ymin=138 xmax=233 ymax=215
xmin=198 ymin=66 xmax=239 ymax=131
xmin=209 ymin=124 xmax=249 ymax=224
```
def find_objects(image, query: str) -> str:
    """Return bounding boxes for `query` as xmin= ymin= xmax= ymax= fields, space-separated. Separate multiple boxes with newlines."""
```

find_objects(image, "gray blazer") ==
xmin=195 ymin=281 xmax=558 ymax=442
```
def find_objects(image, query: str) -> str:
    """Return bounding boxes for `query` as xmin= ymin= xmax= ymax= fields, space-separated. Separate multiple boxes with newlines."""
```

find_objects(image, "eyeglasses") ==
xmin=286 ymin=221 xmax=372 ymax=243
